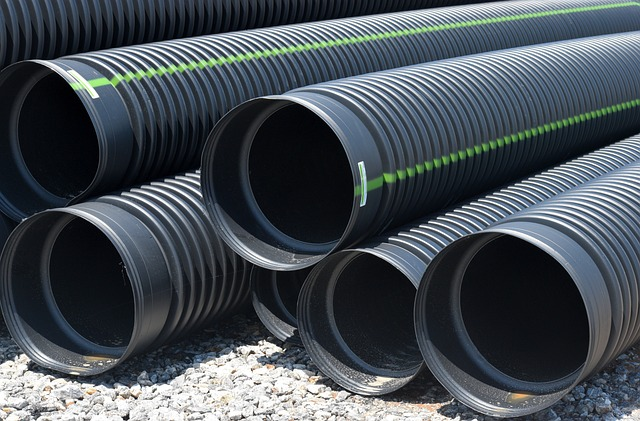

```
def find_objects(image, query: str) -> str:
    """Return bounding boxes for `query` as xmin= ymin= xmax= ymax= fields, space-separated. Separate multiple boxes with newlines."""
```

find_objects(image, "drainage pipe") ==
xmin=0 ymin=0 xmax=484 ymax=70
xmin=415 ymin=158 xmax=640 ymax=417
xmin=3 ymin=0 xmax=640 ymax=220
xmin=202 ymin=32 xmax=640 ymax=270
xmin=295 ymin=135 xmax=640 ymax=395
xmin=0 ymin=172 xmax=251 ymax=375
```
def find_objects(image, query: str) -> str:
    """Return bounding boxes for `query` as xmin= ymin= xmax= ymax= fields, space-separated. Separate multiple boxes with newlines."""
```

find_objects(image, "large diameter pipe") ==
xmin=415 ymin=160 xmax=640 ymax=417
xmin=0 ymin=172 xmax=251 ymax=375
xmin=0 ymin=0 xmax=496 ymax=70
xmin=202 ymin=32 xmax=640 ymax=270
xmin=3 ymin=0 xmax=640 ymax=220
xmin=295 ymin=135 xmax=640 ymax=395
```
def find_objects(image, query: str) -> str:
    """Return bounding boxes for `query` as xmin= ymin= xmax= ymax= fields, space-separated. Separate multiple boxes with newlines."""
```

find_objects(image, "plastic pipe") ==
xmin=251 ymin=266 xmax=312 ymax=344
xmin=0 ymin=0 xmax=488 ymax=70
xmin=295 ymin=135 xmax=640 ymax=395
xmin=415 ymin=159 xmax=640 ymax=416
xmin=3 ymin=0 xmax=640 ymax=220
xmin=202 ymin=32 xmax=640 ymax=270
xmin=0 ymin=172 xmax=251 ymax=375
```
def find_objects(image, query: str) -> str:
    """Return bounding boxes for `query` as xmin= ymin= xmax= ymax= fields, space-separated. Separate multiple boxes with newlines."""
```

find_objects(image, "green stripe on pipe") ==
xmin=354 ymin=98 xmax=640 ymax=198
xmin=68 ymin=2 xmax=640 ymax=92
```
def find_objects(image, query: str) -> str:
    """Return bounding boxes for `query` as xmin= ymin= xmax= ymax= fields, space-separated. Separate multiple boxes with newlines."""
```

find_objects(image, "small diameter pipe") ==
xmin=3 ymin=0 xmax=640 ymax=220
xmin=295 ymin=135 xmax=640 ymax=396
xmin=415 ymin=160 xmax=640 ymax=417
xmin=251 ymin=267 xmax=312 ymax=345
xmin=0 ymin=172 xmax=251 ymax=375
xmin=0 ymin=0 xmax=493 ymax=70
xmin=202 ymin=32 xmax=640 ymax=270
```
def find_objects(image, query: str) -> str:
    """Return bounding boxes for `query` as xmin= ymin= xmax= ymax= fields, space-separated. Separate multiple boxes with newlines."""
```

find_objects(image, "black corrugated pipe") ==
xmin=0 ymin=0 xmax=499 ymax=70
xmin=251 ymin=267 xmax=312 ymax=344
xmin=202 ymin=32 xmax=640 ymax=270
xmin=415 ymin=154 xmax=640 ymax=417
xmin=296 ymin=135 xmax=640 ymax=395
xmin=3 ymin=0 xmax=640 ymax=221
xmin=0 ymin=172 xmax=251 ymax=375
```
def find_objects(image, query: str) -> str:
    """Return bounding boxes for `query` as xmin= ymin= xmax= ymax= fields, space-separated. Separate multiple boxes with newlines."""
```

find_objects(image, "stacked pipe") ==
xmin=200 ymin=32 xmax=640 ymax=415
xmin=0 ymin=172 xmax=252 ymax=375
xmin=416 ymin=152 xmax=640 ymax=417
xmin=0 ymin=0 xmax=492 ymax=70
xmin=1 ymin=0 xmax=640 ymax=418
xmin=2 ymin=0 xmax=640 ymax=221
xmin=297 ymin=135 xmax=640 ymax=397
xmin=201 ymin=32 xmax=640 ymax=270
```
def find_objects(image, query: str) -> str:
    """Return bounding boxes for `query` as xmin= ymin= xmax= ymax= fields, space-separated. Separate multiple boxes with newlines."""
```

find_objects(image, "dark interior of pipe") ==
xmin=248 ymin=104 xmax=352 ymax=244
xmin=48 ymin=217 xmax=134 ymax=348
xmin=276 ymin=268 xmax=310 ymax=318
xmin=331 ymin=254 xmax=423 ymax=371
xmin=459 ymin=235 xmax=589 ymax=383
xmin=17 ymin=72 xmax=98 ymax=198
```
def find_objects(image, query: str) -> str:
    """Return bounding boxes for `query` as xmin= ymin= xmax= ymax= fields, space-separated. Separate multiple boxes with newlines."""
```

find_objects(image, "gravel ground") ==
xmin=1 ymin=311 xmax=639 ymax=421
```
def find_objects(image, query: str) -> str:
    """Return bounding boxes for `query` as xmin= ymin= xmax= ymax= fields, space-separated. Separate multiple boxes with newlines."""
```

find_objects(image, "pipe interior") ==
xmin=332 ymin=254 xmax=423 ymax=371
xmin=17 ymin=72 xmax=98 ymax=198
xmin=248 ymin=104 xmax=352 ymax=244
xmin=276 ymin=268 xmax=311 ymax=318
xmin=48 ymin=217 xmax=135 ymax=348
xmin=459 ymin=235 xmax=589 ymax=383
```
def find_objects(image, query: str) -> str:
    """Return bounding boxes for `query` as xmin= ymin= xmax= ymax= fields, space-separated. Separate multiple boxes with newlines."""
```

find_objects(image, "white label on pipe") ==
xmin=68 ymin=70 xmax=100 ymax=99
xmin=358 ymin=161 xmax=367 ymax=207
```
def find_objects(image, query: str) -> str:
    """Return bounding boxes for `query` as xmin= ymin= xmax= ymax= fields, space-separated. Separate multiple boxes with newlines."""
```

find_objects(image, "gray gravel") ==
xmin=1 ymin=311 xmax=639 ymax=421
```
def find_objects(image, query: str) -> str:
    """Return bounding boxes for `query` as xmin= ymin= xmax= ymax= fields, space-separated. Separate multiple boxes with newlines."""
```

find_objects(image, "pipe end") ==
xmin=415 ymin=222 xmax=611 ymax=417
xmin=201 ymin=95 xmax=384 ymax=271
xmin=298 ymin=251 xmax=425 ymax=395
xmin=0 ymin=204 xmax=172 ymax=375
xmin=0 ymin=60 xmax=133 ymax=221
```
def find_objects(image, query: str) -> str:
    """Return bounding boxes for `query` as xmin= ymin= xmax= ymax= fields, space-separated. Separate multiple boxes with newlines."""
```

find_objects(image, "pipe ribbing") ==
xmin=0 ymin=0 xmax=498 ymax=70
xmin=0 ymin=172 xmax=250 ymax=375
xmin=3 ymin=0 xmax=640 ymax=220
xmin=415 ymin=158 xmax=640 ymax=417
xmin=202 ymin=32 xmax=640 ymax=270
xmin=296 ymin=135 xmax=640 ymax=396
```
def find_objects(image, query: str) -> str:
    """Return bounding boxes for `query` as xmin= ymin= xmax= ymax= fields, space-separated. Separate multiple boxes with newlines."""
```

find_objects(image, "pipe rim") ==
xmin=298 ymin=250 xmax=425 ymax=395
xmin=0 ymin=204 xmax=172 ymax=375
xmin=0 ymin=60 xmax=132 ymax=220
xmin=414 ymin=223 xmax=611 ymax=417
xmin=202 ymin=95 xmax=384 ymax=271
xmin=250 ymin=266 xmax=310 ymax=345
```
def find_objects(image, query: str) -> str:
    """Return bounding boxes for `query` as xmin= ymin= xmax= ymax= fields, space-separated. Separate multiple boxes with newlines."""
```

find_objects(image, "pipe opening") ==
xmin=251 ymin=267 xmax=311 ymax=343
xmin=17 ymin=72 xmax=99 ymax=198
xmin=331 ymin=254 xmax=423 ymax=372
xmin=248 ymin=104 xmax=352 ymax=244
xmin=48 ymin=217 xmax=135 ymax=348
xmin=459 ymin=235 xmax=589 ymax=383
